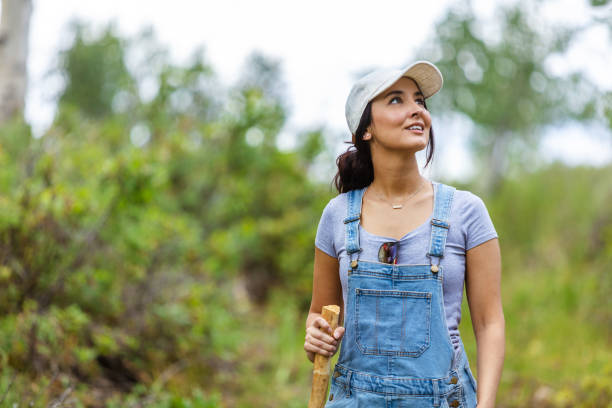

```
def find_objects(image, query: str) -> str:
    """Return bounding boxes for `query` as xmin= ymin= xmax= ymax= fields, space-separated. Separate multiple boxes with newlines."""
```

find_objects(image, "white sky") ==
xmin=11 ymin=0 xmax=612 ymax=180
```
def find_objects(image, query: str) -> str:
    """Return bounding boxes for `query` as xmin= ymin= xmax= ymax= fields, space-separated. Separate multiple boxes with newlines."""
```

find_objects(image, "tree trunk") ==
xmin=0 ymin=0 xmax=32 ymax=123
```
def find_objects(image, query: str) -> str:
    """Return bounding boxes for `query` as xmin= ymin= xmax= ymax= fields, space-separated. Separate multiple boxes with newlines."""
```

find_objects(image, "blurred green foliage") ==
xmin=1 ymin=3 xmax=611 ymax=407
xmin=456 ymin=163 xmax=612 ymax=408
xmin=0 ymin=23 xmax=330 ymax=407
xmin=420 ymin=1 xmax=603 ymax=190
xmin=58 ymin=23 xmax=135 ymax=118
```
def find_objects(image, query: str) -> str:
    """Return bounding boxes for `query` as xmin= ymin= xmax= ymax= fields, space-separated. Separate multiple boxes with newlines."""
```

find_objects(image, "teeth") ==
xmin=408 ymin=126 xmax=423 ymax=130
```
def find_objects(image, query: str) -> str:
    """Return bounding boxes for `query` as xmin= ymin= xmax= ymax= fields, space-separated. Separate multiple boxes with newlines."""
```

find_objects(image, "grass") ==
xmin=3 ymin=259 xmax=608 ymax=407
xmin=215 ymin=252 xmax=612 ymax=407
xmin=459 ymin=257 xmax=612 ymax=407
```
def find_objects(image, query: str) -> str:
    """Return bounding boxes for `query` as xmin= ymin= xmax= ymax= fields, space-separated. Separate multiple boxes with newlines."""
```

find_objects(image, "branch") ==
xmin=47 ymin=384 xmax=73 ymax=408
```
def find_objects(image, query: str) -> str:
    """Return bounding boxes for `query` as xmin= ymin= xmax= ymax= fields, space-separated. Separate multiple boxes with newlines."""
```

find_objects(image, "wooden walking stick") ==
xmin=308 ymin=305 xmax=340 ymax=408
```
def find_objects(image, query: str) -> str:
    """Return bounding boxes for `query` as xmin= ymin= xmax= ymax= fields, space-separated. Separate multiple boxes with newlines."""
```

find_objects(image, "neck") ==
xmin=368 ymin=149 xmax=424 ymax=198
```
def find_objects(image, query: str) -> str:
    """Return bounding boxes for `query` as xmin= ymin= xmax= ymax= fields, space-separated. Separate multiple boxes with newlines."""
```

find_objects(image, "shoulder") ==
xmin=432 ymin=182 xmax=484 ymax=206
xmin=321 ymin=192 xmax=347 ymax=217
xmin=315 ymin=192 xmax=349 ymax=257
xmin=429 ymin=182 xmax=498 ymax=249
xmin=435 ymin=182 xmax=493 ymax=220
xmin=452 ymin=188 xmax=487 ymax=211
xmin=317 ymin=192 xmax=349 ymax=228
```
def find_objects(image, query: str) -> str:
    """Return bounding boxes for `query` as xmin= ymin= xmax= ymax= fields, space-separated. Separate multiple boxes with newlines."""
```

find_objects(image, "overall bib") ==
xmin=326 ymin=183 xmax=479 ymax=408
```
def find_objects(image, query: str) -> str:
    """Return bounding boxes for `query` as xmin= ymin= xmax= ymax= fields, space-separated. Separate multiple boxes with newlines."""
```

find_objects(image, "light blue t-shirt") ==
xmin=314 ymin=181 xmax=498 ymax=350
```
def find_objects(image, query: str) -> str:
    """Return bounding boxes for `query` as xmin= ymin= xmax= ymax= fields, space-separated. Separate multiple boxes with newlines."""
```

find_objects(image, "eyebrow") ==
xmin=382 ymin=89 xmax=424 ymax=99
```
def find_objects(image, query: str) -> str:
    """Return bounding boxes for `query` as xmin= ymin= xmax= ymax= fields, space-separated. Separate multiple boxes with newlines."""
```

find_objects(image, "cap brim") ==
xmin=400 ymin=61 xmax=443 ymax=98
xmin=371 ymin=61 xmax=443 ymax=102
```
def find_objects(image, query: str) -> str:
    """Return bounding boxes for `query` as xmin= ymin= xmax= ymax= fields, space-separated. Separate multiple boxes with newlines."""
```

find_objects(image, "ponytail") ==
xmin=333 ymin=103 xmax=374 ymax=193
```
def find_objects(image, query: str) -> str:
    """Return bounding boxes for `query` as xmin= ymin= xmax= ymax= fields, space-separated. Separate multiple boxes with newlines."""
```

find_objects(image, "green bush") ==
xmin=0 ymin=25 xmax=332 ymax=406
xmin=1 ymin=21 xmax=611 ymax=408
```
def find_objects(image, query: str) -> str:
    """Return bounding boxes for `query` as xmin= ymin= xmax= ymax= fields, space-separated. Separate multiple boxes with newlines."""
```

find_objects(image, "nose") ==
xmin=408 ymin=101 xmax=424 ymax=118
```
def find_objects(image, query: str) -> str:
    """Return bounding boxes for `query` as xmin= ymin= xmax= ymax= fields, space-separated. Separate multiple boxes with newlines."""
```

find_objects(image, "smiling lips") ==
xmin=405 ymin=122 xmax=425 ymax=134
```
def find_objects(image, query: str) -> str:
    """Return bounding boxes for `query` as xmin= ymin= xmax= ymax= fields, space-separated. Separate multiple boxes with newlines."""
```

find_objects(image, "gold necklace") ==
xmin=369 ymin=179 xmax=426 ymax=210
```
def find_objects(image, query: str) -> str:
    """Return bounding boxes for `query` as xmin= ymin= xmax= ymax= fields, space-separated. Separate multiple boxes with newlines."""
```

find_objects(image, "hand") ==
xmin=304 ymin=316 xmax=345 ymax=363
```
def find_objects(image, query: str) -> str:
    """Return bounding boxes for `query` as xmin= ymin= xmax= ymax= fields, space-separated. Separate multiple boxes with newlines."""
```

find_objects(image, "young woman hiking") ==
xmin=304 ymin=61 xmax=505 ymax=407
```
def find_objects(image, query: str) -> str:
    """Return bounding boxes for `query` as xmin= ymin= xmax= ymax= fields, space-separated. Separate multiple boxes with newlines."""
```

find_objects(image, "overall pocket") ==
xmin=354 ymin=289 xmax=431 ymax=357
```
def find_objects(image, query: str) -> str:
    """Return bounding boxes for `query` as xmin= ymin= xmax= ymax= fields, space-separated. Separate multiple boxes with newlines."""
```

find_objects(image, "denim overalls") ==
xmin=326 ymin=183 xmax=478 ymax=408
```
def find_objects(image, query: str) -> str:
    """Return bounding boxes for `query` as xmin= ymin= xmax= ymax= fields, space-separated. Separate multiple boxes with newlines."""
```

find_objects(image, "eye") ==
xmin=415 ymin=98 xmax=425 ymax=106
xmin=389 ymin=96 xmax=402 ymax=104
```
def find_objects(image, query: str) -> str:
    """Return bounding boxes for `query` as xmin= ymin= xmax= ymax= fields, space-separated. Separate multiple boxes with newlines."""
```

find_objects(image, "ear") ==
xmin=362 ymin=131 xmax=373 ymax=141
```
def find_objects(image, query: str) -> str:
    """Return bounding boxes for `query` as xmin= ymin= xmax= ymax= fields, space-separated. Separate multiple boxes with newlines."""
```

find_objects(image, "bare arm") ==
xmin=304 ymin=247 xmax=345 ymax=363
xmin=465 ymin=238 xmax=505 ymax=408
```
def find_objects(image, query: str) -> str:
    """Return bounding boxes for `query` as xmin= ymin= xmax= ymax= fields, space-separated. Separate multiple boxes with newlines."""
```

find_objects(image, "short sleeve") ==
xmin=315 ymin=200 xmax=338 ymax=258
xmin=461 ymin=192 xmax=498 ymax=250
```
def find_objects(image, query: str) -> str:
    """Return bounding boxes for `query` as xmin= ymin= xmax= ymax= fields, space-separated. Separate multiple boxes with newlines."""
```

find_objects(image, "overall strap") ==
xmin=344 ymin=188 xmax=366 ymax=257
xmin=427 ymin=183 xmax=456 ymax=267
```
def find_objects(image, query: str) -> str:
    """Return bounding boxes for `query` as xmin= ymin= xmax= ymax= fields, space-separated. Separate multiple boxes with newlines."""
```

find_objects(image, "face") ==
xmin=364 ymin=77 xmax=432 ymax=153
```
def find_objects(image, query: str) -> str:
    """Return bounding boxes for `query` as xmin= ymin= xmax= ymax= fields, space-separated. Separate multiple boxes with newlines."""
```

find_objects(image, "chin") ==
xmin=402 ymin=140 xmax=428 ymax=152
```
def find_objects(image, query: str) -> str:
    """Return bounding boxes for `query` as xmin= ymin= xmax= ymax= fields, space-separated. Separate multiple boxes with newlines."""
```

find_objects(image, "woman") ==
xmin=304 ymin=61 xmax=505 ymax=407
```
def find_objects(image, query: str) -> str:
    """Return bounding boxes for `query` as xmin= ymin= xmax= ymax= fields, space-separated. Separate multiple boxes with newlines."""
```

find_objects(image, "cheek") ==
xmin=372 ymin=113 xmax=400 ymax=132
xmin=380 ymin=111 xmax=406 ymax=128
xmin=422 ymin=111 xmax=432 ymax=128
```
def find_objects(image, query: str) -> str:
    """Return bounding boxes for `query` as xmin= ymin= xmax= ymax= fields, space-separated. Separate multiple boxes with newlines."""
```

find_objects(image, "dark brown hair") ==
xmin=332 ymin=97 xmax=435 ymax=194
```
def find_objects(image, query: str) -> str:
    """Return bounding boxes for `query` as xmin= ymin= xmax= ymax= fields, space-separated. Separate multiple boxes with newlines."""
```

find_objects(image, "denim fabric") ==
xmin=315 ymin=182 xmax=498 ymax=351
xmin=326 ymin=183 xmax=478 ymax=407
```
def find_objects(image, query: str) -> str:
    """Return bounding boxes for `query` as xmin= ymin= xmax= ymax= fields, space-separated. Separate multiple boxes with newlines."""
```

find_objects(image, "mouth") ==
xmin=404 ymin=123 xmax=425 ymax=133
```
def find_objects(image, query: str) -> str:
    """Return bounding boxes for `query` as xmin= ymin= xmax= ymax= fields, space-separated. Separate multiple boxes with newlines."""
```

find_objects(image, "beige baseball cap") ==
xmin=345 ymin=61 xmax=443 ymax=135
